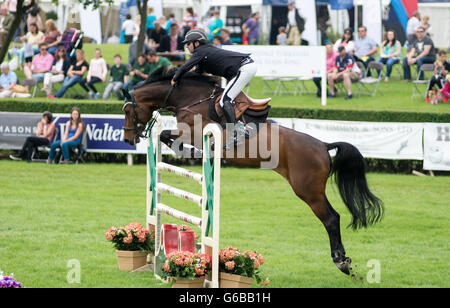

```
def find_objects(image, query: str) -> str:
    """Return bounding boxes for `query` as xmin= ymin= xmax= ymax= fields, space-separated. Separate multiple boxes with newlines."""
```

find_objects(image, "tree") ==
xmin=0 ymin=0 xmax=149 ymax=64
xmin=0 ymin=0 xmax=35 ymax=64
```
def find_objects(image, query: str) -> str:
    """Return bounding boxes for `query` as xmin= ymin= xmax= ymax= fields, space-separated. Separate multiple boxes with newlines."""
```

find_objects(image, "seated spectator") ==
xmin=0 ymin=62 xmax=17 ymax=98
xmin=128 ymin=37 xmax=152 ymax=66
xmin=158 ymin=23 xmax=184 ymax=53
xmin=26 ymin=3 xmax=43 ymax=32
xmin=0 ymin=6 xmax=14 ymax=48
xmin=24 ymin=43 xmax=54 ymax=89
xmin=402 ymin=25 xmax=436 ymax=81
xmin=148 ymin=20 xmax=167 ymax=50
xmin=421 ymin=15 xmax=432 ymax=36
xmin=103 ymin=54 xmax=129 ymax=100
xmin=123 ymin=54 xmax=151 ymax=91
xmin=212 ymin=35 xmax=223 ymax=48
xmin=47 ymin=107 xmax=84 ymax=164
xmin=9 ymin=23 xmax=43 ymax=68
xmin=40 ymin=19 xmax=61 ymax=55
xmin=276 ymin=26 xmax=287 ymax=46
xmin=221 ymin=28 xmax=234 ymax=45
xmin=80 ymin=48 xmax=107 ymax=99
xmin=354 ymin=26 xmax=377 ymax=75
xmin=426 ymin=50 xmax=450 ymax=103
xmin=122 ymin=13 xmax=135 ymax=44
xmin=10 ymin=111 xmax=55 ymax=162
xmin=49 ymin=49 xmax=88 ymax=98
xmin=333 ymin=28 xmax=355 ymax=54
xmin=327 ymin=46 xmax=361 ymax=100
xmin=165 ymin=14 xmax=177 ymax=32
xmin=313 ymin=42 xmax=337 ymax=97
xmin=376 ymin=29 xmax=401 ymax=82
xmin=146 ymin=50 xmax=172 ymax=75
xmin=42 ymin=46 xmax=71 ymax=96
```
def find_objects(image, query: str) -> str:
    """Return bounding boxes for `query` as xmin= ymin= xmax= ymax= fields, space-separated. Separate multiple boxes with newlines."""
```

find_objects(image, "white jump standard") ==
xmin=146 ymin=112 xmax=221 ymax=288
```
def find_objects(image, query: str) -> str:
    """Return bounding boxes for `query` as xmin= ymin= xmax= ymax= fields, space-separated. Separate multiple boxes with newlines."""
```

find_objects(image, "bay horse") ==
xmin=122 ymin=68 xmax=384 ymax=276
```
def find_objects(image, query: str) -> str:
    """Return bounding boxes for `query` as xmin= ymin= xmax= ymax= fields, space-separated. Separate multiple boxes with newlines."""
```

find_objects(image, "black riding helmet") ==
xmin=182 ymin=29 xmax=208 ymax=46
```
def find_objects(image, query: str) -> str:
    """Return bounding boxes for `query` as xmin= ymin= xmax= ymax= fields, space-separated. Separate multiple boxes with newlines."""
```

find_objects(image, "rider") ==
xmin=171 ymin=29 xmax=257 ymax=136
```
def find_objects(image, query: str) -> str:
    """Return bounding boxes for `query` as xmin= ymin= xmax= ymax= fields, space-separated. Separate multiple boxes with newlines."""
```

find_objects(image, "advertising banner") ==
xmin=0 ymin=112 xmax=42 ymax=149
xmin=293 ymin=119 xmax=424 ymax=160
xmin=423 ymin=123 xmax=450 ymax=171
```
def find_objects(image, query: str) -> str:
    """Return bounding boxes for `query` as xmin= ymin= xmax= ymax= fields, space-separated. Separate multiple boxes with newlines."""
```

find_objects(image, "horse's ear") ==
xmin=122 ymin=89 xmax=132 ymax=101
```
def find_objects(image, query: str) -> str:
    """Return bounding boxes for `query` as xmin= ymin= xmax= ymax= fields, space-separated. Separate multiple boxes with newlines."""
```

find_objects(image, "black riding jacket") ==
xmin=172 ymin=44 xmax=250 ymax=82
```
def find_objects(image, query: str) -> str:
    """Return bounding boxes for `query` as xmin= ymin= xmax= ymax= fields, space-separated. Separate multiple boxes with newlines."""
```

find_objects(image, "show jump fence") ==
xmin=146 ymin=112 xmax=221 ymax=288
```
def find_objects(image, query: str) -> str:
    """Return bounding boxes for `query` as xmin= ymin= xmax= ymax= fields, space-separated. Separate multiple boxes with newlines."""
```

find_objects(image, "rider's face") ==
xmin=186 ymin=42 xmax=194 ymax=53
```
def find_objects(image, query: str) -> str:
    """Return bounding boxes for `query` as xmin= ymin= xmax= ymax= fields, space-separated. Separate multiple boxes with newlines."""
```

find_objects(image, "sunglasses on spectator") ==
xmin=416 ymin=30 xmax=424 ymax=33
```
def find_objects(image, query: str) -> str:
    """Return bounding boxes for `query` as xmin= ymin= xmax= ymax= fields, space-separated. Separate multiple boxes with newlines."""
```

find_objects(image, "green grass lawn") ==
xmin=10 ymin=43 xmax=450 ymax=114
xmin=0 ymin=160 xmax=448 ymax=288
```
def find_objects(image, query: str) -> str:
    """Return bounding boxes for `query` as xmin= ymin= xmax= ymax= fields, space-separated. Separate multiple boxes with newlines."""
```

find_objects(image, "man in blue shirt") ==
xmin=0 ymin=62 xmax=17 ymax=98
xmin=354 ymin=26 xmax=378 ymax=76
xmin=327 ymin=46 xmax=361 ymax=100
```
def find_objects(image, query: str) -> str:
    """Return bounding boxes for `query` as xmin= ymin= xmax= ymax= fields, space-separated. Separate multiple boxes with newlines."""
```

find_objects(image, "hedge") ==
xmin=1 ymin=99 xmax=450 ymax=123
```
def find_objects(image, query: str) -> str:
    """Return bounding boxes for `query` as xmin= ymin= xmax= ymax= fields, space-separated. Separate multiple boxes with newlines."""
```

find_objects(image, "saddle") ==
xmin=210 ymin=91 xmax=272 ymax=126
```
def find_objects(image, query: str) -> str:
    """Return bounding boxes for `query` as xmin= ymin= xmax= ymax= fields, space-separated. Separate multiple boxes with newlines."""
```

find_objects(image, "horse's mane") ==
xmin=137 ymin=66 xmax=218 ymax=89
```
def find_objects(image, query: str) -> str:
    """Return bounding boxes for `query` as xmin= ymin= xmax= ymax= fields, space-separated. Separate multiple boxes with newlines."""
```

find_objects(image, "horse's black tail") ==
xmin=327 ymin=142 xmax=384 ymax=230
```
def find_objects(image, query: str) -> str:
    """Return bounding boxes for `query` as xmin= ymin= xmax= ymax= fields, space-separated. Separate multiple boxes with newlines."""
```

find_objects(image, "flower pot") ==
xmin=171 ymin=276 xmax=205 ymax=288
xmin=116 ymin=250 xmax=148 ymax=271
xmin=219 ymin=272 xmax=253 ymax=288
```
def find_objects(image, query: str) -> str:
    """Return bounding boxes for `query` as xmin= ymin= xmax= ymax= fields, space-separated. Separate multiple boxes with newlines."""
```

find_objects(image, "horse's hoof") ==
xmin=335 ymin=257 xmax=352 ymax=275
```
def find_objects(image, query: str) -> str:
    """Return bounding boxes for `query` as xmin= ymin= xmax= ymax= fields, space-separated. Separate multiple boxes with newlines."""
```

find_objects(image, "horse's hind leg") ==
xmin=293 ymin=184 xmax=351 ymax=275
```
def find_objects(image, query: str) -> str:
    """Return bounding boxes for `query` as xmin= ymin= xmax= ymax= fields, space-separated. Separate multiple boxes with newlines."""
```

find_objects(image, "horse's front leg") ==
xmin=159 ymin=129 xmax=202 ymax=158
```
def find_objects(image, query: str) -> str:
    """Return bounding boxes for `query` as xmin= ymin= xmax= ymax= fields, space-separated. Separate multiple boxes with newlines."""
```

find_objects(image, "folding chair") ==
xmin=22 ymin=78 xmax=37 ymax=97
xmin=278 ymin=77 xmax=300 ymax=96
xmin=72 ymin=131 xmax=87 ymax=164
xmin=411 ymin=63 xmax=434 ymax=99
xmin=298 ymin=77 xmax=315 ymax=95
xmin=261 ymin=77 xmax=279 ymax=96
xmin=357 ymin=62 xmax=384 ymax=97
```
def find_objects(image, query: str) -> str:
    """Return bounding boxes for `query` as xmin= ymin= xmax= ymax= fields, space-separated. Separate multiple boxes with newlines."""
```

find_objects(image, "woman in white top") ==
xmin=333 ymin=28 xmax=355 ymax=55
xmin=42 ymin=46 xmax=70 ymax=95
xmin=79 ymin=48 xmax=107 ymax=99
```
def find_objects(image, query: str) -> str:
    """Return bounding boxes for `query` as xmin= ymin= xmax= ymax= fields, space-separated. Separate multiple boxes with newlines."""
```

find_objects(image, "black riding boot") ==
xmin=222 ymin=99 xmax=236 ymax=124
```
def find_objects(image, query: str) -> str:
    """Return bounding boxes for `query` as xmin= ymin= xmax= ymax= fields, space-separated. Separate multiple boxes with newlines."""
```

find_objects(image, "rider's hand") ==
xmin=171 ymin=79 xmax=177 ymax=87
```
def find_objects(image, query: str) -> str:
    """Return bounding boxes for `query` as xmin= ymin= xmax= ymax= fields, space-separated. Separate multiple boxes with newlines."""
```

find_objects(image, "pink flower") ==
xmin=225 ymin=261 xmax=235 ymax=271
xmin=258 ymin=254 xmax=264 ymax=265
xmin=253 ymin=259 xmax=260 ymax=269
xmin=163 ymin=261 xmax=171 ymax=273
xmin=105 ymin=232 xmax=114 ymax=241
xmin=261 ymin=277 xmax=270 ymax=286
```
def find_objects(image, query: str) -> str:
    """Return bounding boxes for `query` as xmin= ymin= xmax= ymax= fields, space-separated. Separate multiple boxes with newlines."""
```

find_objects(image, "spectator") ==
xmin=146 ymin=50 xmax=172 ymax=75
xmin=376 ymin=29 xmax=401 ymax=82
xmin=313 ymin=42 xmax=337 ymax=97
xmin=212 ymin=35 xmax=223 ymax=48
xmin=22 ymin=37 xmax=34 ymax=69
xmin=327 ymin=46 xmax=361 ymax=100
xmin=158 ymin=23 xmax=184 ymax=53
xmin=47 ymin=107 xmax=84 ymax=164
xmin=439 ymin=74 xmax=450 ymax=103
xmin=128 ymin=37 xmax=152 ymax=67
xmin=426 ymin=50 xmax=450 ymax=103
xmin=242 ymin=12 xmax=260 ymax=45
xmin=276 ymin=26 xmax=287 ymax=46
xmin=103 ymin=54 xmax=129 ymax=100
xmin=26 ymin=2 xmax=42 ymax=33
xmin=182 ymin=7 xmax=197 ymax=37
xmin=333 ymin=28 xmax=355 ymax=54
xmin=166 ymin=13 xmax=177 ymax=32
xmin=24 ymin=43 xmax=54 ymax=89
xmin=286 ymin=1 xmax=305 ymax=46
xmin=9 ymin=23 xmax=43 ymax=69
xmin=40 ymin=19 xmax=61 ymax=55
xmin=42 ymin=46 xmax=71 ymax=96
xmin=10 ymin=111 xmax=55 ymax=162
xmin=403 ymin=25 xmax=436 ymax=81
xmin=208 ymin=11 xmax=223 ymax=41
xmin=354 ymin=26 xmax=378 ymax=75
xmin=145 ymin=7 xmax=157 ymax=36
xmin=80 ymin=48 xmax=107 ymax=99
xmin=406 ymin=11 xmax=421 ymax=46
xmin=49 ymin=49 xmax=88 ymax=98
xmin=148 ymin=20 xmax=168 ymax=50
xmin=421 ymin=15 xmax=432 ymax=36
xmin=123 ymin=54 xmax=150 ymax=91
xmin=0 ymin=6 xmax=14 ymax=48
xmin=0 ymin=62 xmax=17 ymax=98
xmin=122 ymin=13 xmax=135 ymax=44
xmin=221 ymin=28 xmax=234 ymax=45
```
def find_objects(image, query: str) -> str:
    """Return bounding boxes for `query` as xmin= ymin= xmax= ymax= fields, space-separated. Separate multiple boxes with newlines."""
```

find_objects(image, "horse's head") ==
xmin=122 ymin=89 xmax=155 ymax=145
